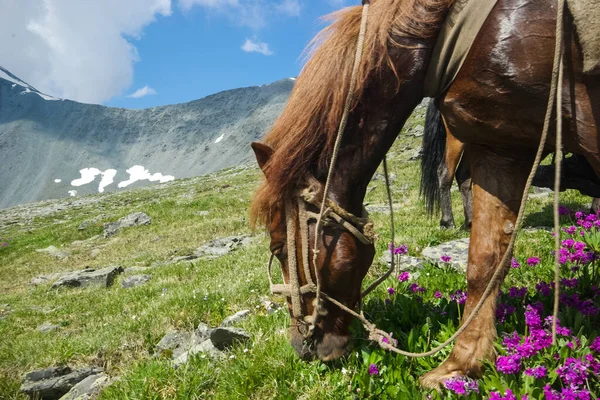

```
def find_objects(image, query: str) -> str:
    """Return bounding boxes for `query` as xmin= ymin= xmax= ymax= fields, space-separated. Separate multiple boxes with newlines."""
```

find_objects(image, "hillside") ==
xmin=0 ymin=66 xmax=293 ymax=209
xmin=0 ymin=103 xmax=597 ymax=399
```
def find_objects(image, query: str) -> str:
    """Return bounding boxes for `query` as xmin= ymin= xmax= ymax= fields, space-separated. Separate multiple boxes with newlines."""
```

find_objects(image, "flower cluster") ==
xmin=389 ymin=243 xmax=408 ymax=255
xmin=489 ymin=389 xmax=527 ymax=400
xmin=443 ymin=376 xmax=479 ymax=395
xmin=450 ymin=289 xmax=467 ymax=305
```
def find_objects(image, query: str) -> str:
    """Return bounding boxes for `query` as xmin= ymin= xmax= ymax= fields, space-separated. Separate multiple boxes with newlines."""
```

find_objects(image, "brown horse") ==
xmin=421 ymin=99 xmax=600 ymax=229
xmin=251 ymin=0 xmax=599 ymax=387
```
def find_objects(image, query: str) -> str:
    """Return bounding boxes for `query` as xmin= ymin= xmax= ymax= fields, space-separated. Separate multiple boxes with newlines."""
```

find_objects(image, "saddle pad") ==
xmin=567 ymin=0 xmax=600 ymax=75
xmin=423 ymin=0 xmax=499 ymax=98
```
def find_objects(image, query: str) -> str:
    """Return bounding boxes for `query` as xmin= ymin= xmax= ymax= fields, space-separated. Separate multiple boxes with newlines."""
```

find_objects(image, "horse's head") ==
xmin=250 ymin=1 xmax=450 ymax=361
xmin=251 ymin=142 xmax=376 ymax=360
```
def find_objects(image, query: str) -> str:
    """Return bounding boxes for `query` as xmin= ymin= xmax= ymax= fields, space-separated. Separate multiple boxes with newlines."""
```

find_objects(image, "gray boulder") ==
xmin=121 ymin=274 xmax=151 ymax=289
xmin=59 ymin=373 xmax=110 ymax=400
xmin=220 ymin=310 xmax=250 ymax=327
xmin=380 ymin=252 xmax=425 ymax=270
xmin=51 ymin=266 xmax=123 ymax=289
xmin=210 ymin=327 xmax=251 ymax=350
xmin=20 ymin=366 xmax=103 ymax=400
xmin=37 ymin=322 xmax=59 ymax=333
xmin=194 ymin=235 xmax=253 ymax=259
xmin=36 ymin=246 xmax=70 ymax=260
xmin=421 ymin=238 xmax=470 ymax=272
xmin=103 ymin=212 xmax=151 ymax=238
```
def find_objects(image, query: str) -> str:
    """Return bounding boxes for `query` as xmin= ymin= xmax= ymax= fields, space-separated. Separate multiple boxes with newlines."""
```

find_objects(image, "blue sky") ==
xmin=1 ymin=0 xmax=350 ymax=109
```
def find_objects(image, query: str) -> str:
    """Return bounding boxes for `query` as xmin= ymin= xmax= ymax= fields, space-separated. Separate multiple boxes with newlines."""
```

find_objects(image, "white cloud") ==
xmin=0 ymin=0 xmax=171 ymax=104
xmin=276 ymin=0 xmax=301 ymax=17
xmin=241 ymin=39 xmax=273 ymax=56
xmin=128 ymin=85 xmax=157 ymax=98
xmin=179 ymin=0 xmax=299 ymax=30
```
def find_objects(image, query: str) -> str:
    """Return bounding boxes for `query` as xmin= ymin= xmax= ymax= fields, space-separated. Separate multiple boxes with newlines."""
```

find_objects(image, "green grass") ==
xmin=0 ymin=114 xmax=598 ymax=399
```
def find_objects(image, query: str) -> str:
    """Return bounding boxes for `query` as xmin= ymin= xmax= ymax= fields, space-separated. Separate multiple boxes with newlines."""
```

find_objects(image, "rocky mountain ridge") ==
xmin=0 ymin=67 xmax=293 ymax=208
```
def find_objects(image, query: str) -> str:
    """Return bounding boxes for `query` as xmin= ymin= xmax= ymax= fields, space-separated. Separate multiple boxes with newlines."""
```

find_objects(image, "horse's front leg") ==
xmin=421 ymin=145 xmax=532 ymax=388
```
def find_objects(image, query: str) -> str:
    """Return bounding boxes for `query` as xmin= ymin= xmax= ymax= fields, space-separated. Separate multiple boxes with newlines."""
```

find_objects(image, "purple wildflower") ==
xmin=508 ymin=286 xmax=528 ymax=298
xmin=434 ymin=291 xmax=443 ymax=299
xmin=510 ymin=258 xmax=520 ymax=268
xmin=390 ymin=243 xmax=408 ymax=255
xmin=450 ymin=290 xmax=467 ymax=305
xmin=443 ymin=376 xmax=479 ymax=395
xmin=590 ymin=337 xmax=600 ymax=352
xmin=398 ymin=271 xmax=410 ymax=282
xmin=559 ymin=205 xmax=571 ymax=215
xmin=524 ymin=365 xmax=547 ymax=379
xmin=536 ymin=281 xmax=553 ymax=296
xmin=502 ymin=332 xmax=521 ymax=352
xmin=524 ymin=304 xmax=542 ymax=329
xmin=409 ymin=283 xmax=426 ymax=293
xmin=387 ymin=287 xmax=395 ymax=295
xmin=556 ymin=357 xmax=589 ymax=386
xmin=441 ymin=254 xmax=452 ymax=263
xmin=496 ymin=303 xmax=516 ymax=323
xmin=496 ymin=354 xmax=522 ymax=374
xmin=368 ymin=363 xmax=379 ymax=375
xmin=526 ymin=257 xmax=540 ymax=267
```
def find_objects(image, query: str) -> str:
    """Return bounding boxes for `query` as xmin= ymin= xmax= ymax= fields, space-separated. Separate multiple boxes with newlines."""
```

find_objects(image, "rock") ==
xmin=89 ymin=249 xmax=101 ymax=259
xmin=121 ymin=275 xmax=151 ymax=289
xmin=170 ymin=255 xmax=199 ymax=263
xmin=78 ymin=214 xmax=108 ymax=231
xmin=36 ymin=245 xmax=70 ymax=260
xmin=30 ymin=273 xmax=63 ymax=286
xmin=124 ymin=266 xmax=151 ymax=274
xmin=194 ymin=235 xmax=254 ymax=259
xmin=210 ymin=327 xmax=251 ymax=350
xmin=51 ymin=266 xmax=123 ymax=289
xmin=59 ymin=373 xmax=110 ymax=400
xmin=155 ymin=331 xmax=195 ymax=360
xmin=408 ymin=147 xmax=423 ymax=161
xmin=529 ymin=187 xmax=553 ymax=199
xmin=380 ymin=252 xmax=425 ymax=270
xmin=195 ymin=211 xmax=210 ymax=216
xmin=20 ymin=366 xmax=103 ymax=400
xmin=221 ymin=310 xmax=251 ymax=327
xmin=262 ymin=300 xmax=281 ymax=314
xmin=155 ymin=325 xmax=213 ymax=361
xmin=196 ymin=323 xmax=212 ymax=340
xmin=421 ymin=238 xmax=470 ymax=272
xmin=103 ymin=212 xmax=151 ymax=238
xmin=38 ymin=322 xmax=59 ymax=333
xmin=412 ymin=125 xmax=425 ymax=137
xmin=172 ymin=340 xmax=224 ymax=367
xmin=365 ymin=204 xmax=401 ymax=214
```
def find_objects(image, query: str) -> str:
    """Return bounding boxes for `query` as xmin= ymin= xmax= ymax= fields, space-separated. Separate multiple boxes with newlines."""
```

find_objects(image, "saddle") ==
xmin=424 ymin=0 xmax=599 ymax=98
xmin=567 ymin=0 xmax=600 ymax=75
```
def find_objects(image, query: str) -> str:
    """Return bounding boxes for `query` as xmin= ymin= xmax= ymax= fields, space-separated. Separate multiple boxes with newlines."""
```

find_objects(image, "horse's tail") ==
xmin=419 ymin=99 xmax=446 ymax=216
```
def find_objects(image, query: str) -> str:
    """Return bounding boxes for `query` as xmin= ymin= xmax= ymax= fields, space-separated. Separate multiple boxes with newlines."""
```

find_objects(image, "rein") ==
xmin=268 ymin=0 xmax=566 ymax=356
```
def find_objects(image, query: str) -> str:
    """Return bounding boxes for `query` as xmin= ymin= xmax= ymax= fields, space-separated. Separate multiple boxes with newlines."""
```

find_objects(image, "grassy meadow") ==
xmin=1 ymin=111 xmax=599 ymax=399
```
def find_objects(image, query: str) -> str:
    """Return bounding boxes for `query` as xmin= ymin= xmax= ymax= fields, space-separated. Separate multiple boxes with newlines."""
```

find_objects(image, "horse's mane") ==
xmin=251 ymin=0 xmax=453 ymax=225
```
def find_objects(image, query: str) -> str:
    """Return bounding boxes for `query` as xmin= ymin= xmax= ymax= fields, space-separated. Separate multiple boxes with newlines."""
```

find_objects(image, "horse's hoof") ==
xmin=439 ymin=220 xmax=455 ymax=229
xmin=419 ymin=362 xmax=464 ymax=389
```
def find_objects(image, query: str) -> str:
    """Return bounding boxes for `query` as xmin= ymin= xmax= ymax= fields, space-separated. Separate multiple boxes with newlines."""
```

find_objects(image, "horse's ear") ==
xmin=251 ymin=142 xmax=273 ymax=173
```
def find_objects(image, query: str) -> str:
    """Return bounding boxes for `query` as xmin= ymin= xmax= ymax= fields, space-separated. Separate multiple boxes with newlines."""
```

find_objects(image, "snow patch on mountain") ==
xmin=0 ymin=66 xmax=59 ymax=101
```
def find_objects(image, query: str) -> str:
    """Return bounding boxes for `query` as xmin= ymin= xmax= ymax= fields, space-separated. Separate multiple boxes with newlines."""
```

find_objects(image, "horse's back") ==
xmin=440 ymin=0 xmax=599 ymax=166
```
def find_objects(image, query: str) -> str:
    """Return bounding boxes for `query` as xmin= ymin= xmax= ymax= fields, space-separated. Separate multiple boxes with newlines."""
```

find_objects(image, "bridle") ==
xmin=266 ymin=184 xmax=377 ymax=338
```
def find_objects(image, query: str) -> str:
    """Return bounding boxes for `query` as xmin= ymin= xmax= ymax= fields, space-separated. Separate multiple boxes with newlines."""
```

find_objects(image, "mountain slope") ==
xmin=0 ymin=67 xmax=293 ymax=208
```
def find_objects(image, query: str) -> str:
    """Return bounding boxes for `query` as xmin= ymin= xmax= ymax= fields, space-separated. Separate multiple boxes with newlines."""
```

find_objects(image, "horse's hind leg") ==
xmin=438 ymin=130 xmax=464 ymax=228
xmin=592 ymin=198 xmax=600 ymax=214
xmin=455 ymin=150 xmax=472 ymax=228
xmin=421 ymin=145 xmax=532 ymax=388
